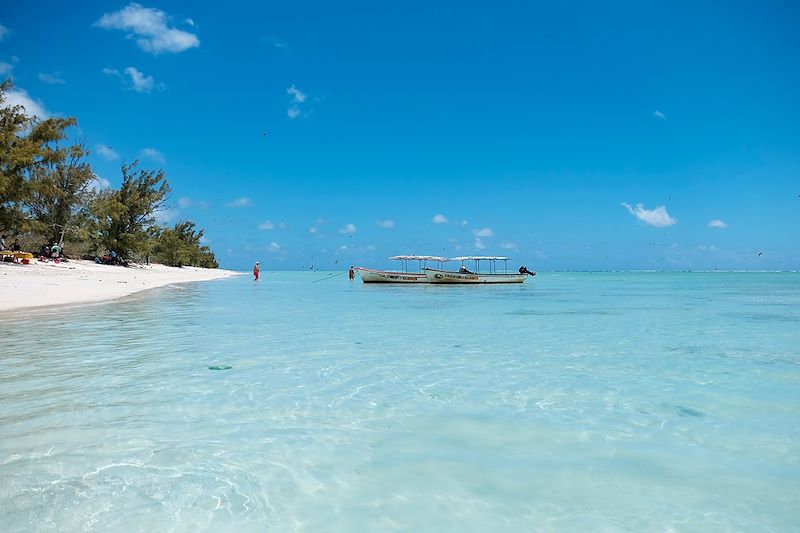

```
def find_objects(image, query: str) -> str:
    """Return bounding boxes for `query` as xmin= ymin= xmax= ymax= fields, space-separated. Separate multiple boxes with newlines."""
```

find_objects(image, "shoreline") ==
xmin=0 ymin=259 xmax=242 ymax=314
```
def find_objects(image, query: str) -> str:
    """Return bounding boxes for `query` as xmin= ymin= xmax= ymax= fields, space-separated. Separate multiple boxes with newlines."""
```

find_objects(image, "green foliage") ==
xmin=26 ymin=142 xmax=97 ymax=247
xmin=152 ymin=220 xmax=219 ymax=268
xmin=0 ymin=79 xmax=77 ymax=232
xmin=92 ymin=161 xmax=170 ymax=260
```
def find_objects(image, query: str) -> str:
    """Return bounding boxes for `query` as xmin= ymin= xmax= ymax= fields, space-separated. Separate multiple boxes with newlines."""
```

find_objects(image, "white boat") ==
xmin=423 ymin=256 xmax=532 ymax=284
xmin=356 ymin=255 xmax=448 ymax=283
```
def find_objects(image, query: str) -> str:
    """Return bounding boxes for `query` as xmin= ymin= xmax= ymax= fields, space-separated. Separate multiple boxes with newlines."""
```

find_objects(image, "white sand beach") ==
xmin=0 ymin=259 xmax=241 ymax=313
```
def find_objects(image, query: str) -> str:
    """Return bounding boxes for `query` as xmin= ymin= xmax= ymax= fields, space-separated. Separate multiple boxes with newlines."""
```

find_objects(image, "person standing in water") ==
xmin=349 ymin=266 xmax=355 ymax=280
xmin=253 ymin=261 xmax=260 ymax=281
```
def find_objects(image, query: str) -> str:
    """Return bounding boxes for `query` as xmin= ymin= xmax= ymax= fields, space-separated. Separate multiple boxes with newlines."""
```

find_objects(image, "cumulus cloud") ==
xmin=268 ymin=242 xmax=281 ymax=252
xmin=473 ymin=227 xmax=494 ymax=237
xmin=287 ymin=85 xmax=306 ymax=103
xmin=125 ymin=66 xmax=157 ymax=93
xmin=258 ymin=220 xmax=275 ymax=230
xmin=308 ymin=226 xmax=318 ymax=234
xmin=653 ymin=110 xmax=666 ymax=120
xmin=103 ymin=66 xmax=161 ymax=93
xmin=139 ymin=147 xmax=165 ymax=162
xmin=499 ymin=241 xmax=518 ymax=250
xmin=89 ymin=175 xmax=111 ymax=192
xmin=708 ymin=219 xmax=728 ymax=229
xmin=153 ymin=208 xmax=179 ymax=224
xmin=339 ymin=223 xmax=356 ymax=234
xmin=95 ymin=144 xmax=119 ymax=160
xmin=432 ymin=214 xmax=449 ymax=224
xmin=38 ymin=72 xmax=65 ymax=85
xmin=474 ymin=238 xmax=486 ymax=250
xmin=286 ymin=85 xmax=311 ymax=119
xmin=226 ymin=197 xmax=253 ymax=208
xmin=177 ymin=197 xmax=207 ymax=208
xmin=376 ymin=219 xmax=395 ymax=229
xmin=621 ymin=202 xmax=677 ymax=227
xmin=95 ymin=3 xmax=200 ymax=54
xmin=2 ymin=87 xmax=47 ymax=118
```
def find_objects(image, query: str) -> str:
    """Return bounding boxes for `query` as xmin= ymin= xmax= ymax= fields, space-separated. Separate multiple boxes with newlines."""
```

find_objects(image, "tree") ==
xmin=0 ymin=79 xmax=77 ymax=233
xmin=26 ymin=142 xmax=97 ymax=248
xmin=92 ymin=161 xmax=170 ymax=260
xmin=152 ymin=220 xmax=218 ymax=268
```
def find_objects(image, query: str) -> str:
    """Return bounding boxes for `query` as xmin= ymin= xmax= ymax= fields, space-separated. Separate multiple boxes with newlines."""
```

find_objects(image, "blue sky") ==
xmin=2 ymin=1 xmax=798 ymax=270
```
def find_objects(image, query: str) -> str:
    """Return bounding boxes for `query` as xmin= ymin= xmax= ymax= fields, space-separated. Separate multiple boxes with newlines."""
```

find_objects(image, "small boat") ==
xmin=356 ymin=255 xmax=448 ymax=283
xmin=424 ymin=256 xmax=531 ymax=284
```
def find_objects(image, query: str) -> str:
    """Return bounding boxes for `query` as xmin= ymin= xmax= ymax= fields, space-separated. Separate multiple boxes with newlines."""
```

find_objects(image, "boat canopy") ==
xmin=389 ymin=255 xmax=448 ymax=262
xmin=450 ymin=256 xmax=509 ymax=261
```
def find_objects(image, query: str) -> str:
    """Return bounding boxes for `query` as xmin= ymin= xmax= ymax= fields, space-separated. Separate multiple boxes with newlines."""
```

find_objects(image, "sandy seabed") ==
xmin=0 ymin=259 xmax=241 ymax=313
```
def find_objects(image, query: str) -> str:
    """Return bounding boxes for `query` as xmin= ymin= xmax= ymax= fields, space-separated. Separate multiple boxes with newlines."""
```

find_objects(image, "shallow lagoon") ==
xmin=1 ymin=272 xmax=799 ymax=531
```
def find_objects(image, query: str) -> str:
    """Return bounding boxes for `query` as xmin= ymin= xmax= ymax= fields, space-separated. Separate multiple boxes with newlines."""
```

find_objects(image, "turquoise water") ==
xmin=1 ymin=272 xmax=799 ymax=531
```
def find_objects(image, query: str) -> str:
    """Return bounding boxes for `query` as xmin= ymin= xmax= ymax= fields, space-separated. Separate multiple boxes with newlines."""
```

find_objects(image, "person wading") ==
xmin=253 ymin=261 xmax=261 ymax=281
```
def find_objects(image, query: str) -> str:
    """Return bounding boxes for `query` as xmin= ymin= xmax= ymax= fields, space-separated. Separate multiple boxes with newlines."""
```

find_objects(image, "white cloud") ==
xmin=38 ymin=72 xmax=65 ymax=85
xmin=474 ymin=238 xmax=486 ymax=250
xmin=139 ymin=147 xmax=165 ymax=162
xmin=339 ymin=223 xmax=356 ymax=234
xmin=95 ymin=144 xmax=119 ymax=160
xmin=226 ymin=197 xmax=253 ymax=208
xmin=0 ymin=61 xmax=12 ymax=76
xmin=0 ymin=24 xmax=8 ymax=41
xmin=653 ymin=110 xmax=666 ymax=120
xmin=432 ymin=214 xmax=449 ymax=224
xmin=125 ymin=66 xmax=156 ymax=93
xmin=258 ymin=220 xmax=275 ymax=230
xmin=308 ymin=226 xmax=318 ymax=234
xmin=3 ymin=87 xmax=48 ymax=118
xmin=184 ymin=18 xmax=194 ymax=26
xmin=154 ymin=208 xmax=179 ymax=224
xmin=708 ymin=219 xmax=728 ymax=229
xmin=268 ymin=242 xmax=281 ymax=252
xmin=499 ymin=241 xmax=518 ymax=250
xmin=286 ymin=85 xmax=310 ymax=119
xmin=621 ymin=202 xmax=677 ymax=227
xmin=473 ymin=227 xmax=494 ymax=237
xmin=103 ymin=66 xmax=161 ymax=93
xmin=89 ymin=175 xmax=111 ymax=192
xmin=177 ymin=197 xmax=209 ymax=209
xmin=460 ymin=220 xmax=469 ymax=227
xmin=95 ymin=3 xmax=200 ymax=54
xmin=376 ymin=219 xmax=395 ymax=229
xmin=266 ymin=36 xmax=288 ymax=49
xmin=287 ymin=85 xmax=306 ymax=103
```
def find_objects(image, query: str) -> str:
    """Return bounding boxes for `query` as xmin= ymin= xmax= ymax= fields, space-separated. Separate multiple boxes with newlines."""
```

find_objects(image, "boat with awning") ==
xmin=423 ymin=256 xmax=532 ymax=284
xmin=356 ymin=255 xmax=449 ymax=283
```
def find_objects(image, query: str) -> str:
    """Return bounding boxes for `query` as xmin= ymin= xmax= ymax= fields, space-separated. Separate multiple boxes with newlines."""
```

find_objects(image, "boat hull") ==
xmin=356 ymin=268 xmax=428 ymax=283
xmin=423 ymin=268 xmax=527 ymax=284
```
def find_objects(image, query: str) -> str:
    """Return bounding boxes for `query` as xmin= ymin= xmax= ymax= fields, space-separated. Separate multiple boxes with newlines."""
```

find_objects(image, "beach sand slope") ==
xmin=0 ymin=260 xmax=241 ymax=313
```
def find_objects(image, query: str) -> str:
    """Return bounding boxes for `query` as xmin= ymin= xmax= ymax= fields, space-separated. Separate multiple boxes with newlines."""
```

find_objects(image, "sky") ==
xmin=1 ymin=1 xmax=798 ymax=271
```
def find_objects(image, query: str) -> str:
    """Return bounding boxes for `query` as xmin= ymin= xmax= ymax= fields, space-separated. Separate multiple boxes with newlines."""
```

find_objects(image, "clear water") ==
xmin=1 ymin=272 xmax=799 ymax=531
